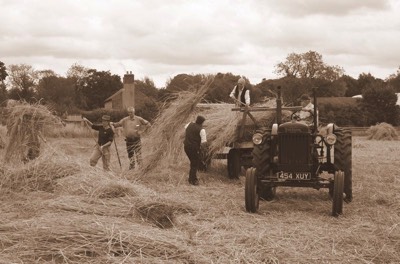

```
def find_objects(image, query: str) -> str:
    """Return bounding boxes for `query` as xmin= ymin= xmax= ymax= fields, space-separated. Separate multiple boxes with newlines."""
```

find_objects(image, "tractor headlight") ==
xmin=325 ymin=134 xmax=337 ymax=145
xmin=252 ymin=133 xmax=263 ymax=145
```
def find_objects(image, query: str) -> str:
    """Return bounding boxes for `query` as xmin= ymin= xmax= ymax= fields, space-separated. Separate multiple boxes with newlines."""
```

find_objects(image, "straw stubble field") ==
xmin=0 ymin=133 xmax=399 ymax=263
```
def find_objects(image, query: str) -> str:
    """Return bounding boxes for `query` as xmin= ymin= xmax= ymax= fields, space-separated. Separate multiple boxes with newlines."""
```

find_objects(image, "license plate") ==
xmin=277 ymin=172 xmax=311 ymax=180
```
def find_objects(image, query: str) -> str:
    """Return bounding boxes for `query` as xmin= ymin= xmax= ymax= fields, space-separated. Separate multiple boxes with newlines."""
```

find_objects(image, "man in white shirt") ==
xmin=112 ymin=107 xmax=151 ymax=170
xmin=184 ymin=115 xmax=207 ymax=185
xmin=230 ymin=77 xmax=250 ymax=107
xmin=295 ymin=94 xmax=315 ymax=124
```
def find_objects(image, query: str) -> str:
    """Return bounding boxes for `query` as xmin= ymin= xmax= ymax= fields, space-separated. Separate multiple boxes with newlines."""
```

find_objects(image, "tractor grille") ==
xmin=279 ymin=133 xmax=311 ymax=166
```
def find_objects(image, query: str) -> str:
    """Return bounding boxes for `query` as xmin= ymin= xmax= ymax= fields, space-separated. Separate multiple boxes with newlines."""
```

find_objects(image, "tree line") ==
xmin=1 ymin=50 xmax=399 ymax=126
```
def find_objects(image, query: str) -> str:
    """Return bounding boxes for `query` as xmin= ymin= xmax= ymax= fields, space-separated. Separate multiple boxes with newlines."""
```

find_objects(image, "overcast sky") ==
xmin=1 ymin=0 xmax=399 ymax=87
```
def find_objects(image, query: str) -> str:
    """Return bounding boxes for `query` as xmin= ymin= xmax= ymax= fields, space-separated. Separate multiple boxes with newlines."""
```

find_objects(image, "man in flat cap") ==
xmin=83 ymin=115 xmax=114 ymax=171
xmin=184 ymin=115 xmax=207 ymax=185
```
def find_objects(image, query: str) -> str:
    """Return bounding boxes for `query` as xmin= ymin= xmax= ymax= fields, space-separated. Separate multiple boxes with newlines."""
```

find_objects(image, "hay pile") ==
xmin=366 ymin=122 xmax=399 ymax=140
xmin=0 ymin=154 xmax=79 ymax=192
xmin=4 ymin=101 xmax=63 ymax=163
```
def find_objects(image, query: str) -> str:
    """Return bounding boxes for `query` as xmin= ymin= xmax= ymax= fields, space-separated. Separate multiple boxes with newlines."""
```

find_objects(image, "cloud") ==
xmin=264 ymin=0 xmax=390 ymax=17
xmin=0 ymin=0 xmax=399 ymax=87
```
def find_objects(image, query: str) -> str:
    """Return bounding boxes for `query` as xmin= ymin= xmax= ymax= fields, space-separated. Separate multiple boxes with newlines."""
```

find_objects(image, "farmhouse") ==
xmin=104 ymin=71 xmax=135 ymax=110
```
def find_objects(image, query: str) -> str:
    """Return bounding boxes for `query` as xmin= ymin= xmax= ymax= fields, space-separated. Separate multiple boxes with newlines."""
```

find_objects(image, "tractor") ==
xmin=244 ymin=87 xmax=352 ymax=216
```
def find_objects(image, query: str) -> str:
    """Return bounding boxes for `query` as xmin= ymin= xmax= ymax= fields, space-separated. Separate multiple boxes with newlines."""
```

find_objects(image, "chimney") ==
xmin=122 ymin=71 xmax=135 ymax=109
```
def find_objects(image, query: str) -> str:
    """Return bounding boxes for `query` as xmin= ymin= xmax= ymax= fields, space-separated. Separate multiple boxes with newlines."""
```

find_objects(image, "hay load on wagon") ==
xmin=3 ymin=101 xmax=63 ymax=163
xmin=139 ymin=78 xmax=289 ymax=177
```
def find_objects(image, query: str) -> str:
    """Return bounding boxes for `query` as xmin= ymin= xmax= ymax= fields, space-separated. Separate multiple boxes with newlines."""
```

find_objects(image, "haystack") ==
xmin=366 ymin=122 xmax=399 ymax=140
xmin=3 ymin=102 xmax=62 ymax=163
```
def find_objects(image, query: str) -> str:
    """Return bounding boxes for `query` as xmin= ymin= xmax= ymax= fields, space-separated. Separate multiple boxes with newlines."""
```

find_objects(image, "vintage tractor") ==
xmin=244 ymin=87 xmax=352 ymax=216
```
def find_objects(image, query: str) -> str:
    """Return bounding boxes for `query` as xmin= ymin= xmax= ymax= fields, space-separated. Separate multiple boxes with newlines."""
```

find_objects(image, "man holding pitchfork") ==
xmin=82 ymin=115 xmax=114 ymax=171
xmin=229 ymin=77 xmax=250 ymax=108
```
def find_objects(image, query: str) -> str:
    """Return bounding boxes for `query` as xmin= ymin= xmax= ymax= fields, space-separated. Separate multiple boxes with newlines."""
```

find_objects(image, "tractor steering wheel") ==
xmin=291 ymin=109 xmax=314 ymax=122
xmin=291 ymin=111 xmax=301 ymax=121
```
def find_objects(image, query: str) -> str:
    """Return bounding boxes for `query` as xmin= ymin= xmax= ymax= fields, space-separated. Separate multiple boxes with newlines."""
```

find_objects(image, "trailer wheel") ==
xmin=245 ymin=167 xmax=259 ymax=213
xmin=227 ymin=149 xmax=241 ymax=179
xmin=332 ymin=171 xmax=344 ymax=217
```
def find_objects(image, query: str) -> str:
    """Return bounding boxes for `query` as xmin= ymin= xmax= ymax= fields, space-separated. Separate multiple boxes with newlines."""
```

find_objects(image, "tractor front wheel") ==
xmin=332 ymin=171 xmax=344 ymax=217
xmin=245 ymin=167 xmax=259 ymax=213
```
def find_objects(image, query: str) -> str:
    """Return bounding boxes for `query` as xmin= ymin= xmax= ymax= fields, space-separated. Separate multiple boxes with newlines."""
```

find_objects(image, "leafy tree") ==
xmin=75 ymin=69 xmax=122 ymax=110
xmin=205 ymin=72 xmax=241 ymax=103
xmin=37 ymin=76 xmax=77 ymax=113
xmin=362 ymin=83 xmax=399 ymax=125
xmin=0 ymin=61 xmax=8 ymax=84
xmin=0 ymin=83 xmax=7 ymax=105
xmin=275 ymin=51 xmax=344 ymax=81
xmin=134 ymin=77 xmax=160 ymax=121
xmin=341 ymin=75 xmax=360 ymax=97
xmin=165 ymin=73 xmax=205 ymax=92
xmin=317 ymin=79 xmax=347 ymax=97
xmin=7 ymin=64 xmax=38 ymax=102
xmin=67 ymin=63 xmax=90 ymax=80
xmin=0 ymin=61 xmax=8 ymax=104
xmin=135 ymin=77 xmax=159 ymax=98
xmin=387 ymin=67 xmax=400 ymax=93
xmin=255 ymin=77 xmax=313 ymax=106
xmin=38 ymin=69 xmax=58 ymax=79
xmin=357 ymin=73 xmax=384 ymax=95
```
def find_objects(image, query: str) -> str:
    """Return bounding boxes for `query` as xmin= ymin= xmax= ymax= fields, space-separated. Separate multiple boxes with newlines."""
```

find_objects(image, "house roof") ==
xmin=105 ymin=89 xmax=123 ymax=102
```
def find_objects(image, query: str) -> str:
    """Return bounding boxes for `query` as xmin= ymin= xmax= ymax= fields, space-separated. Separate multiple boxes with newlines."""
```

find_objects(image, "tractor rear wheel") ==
xmin=332 ymin=171 xmax=344 ymax=216
xmin=334 ymin=127 xmax=352 ymax=202
xmin=227 ymin=149 xmax=241 ymax=179
xmin=245 ymin=167 xmax=259 ymax=213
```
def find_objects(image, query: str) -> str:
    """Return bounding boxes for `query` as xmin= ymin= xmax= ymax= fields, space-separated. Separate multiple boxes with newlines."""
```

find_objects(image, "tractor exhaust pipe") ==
xmin=277 ymin=86 xmax=282 ymax=125
xmin=313 ymin=87 xmax=318 ymax=133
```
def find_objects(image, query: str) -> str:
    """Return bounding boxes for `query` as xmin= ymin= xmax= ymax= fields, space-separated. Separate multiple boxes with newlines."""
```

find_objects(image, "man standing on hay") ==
xmin=111 ymin=107 xmax=151 ymax=170
xmin=82 ymin=115 xmax=114 ymax=171
xmin=230 ymin=77 xmax=250 ymax=108
xmin=184 ymin=115 xmax=207 ymax=186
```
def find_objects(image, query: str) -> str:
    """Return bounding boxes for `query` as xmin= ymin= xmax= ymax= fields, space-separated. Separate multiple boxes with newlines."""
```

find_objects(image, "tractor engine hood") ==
xmin=278 ymin=122 xmax=309 ymax=133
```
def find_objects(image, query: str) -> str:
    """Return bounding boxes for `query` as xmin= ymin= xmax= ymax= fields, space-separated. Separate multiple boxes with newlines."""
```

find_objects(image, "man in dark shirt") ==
xmin=83 ymin=115 xmax=114 ymax=171
xmin=184 ymin=115 xmax=207 ymax=185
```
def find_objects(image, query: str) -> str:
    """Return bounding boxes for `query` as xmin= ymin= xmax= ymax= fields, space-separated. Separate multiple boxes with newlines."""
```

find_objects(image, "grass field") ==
xmin=0 ymin=133 xmax=399 ymax=263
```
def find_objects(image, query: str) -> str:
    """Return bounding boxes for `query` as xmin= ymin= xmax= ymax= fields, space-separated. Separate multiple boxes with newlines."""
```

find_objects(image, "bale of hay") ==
xmin=366 ymin=123 xmax=399 ymax=141
xmin=4 ymin=101 xmax=63 ymax=163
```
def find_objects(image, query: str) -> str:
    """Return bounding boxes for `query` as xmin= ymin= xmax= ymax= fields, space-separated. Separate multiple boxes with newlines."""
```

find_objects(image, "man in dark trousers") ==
xmin=112 ymin=107 xmax=151 ymax=170
xmin=184 ymin=115 xmax=207 ymax=185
